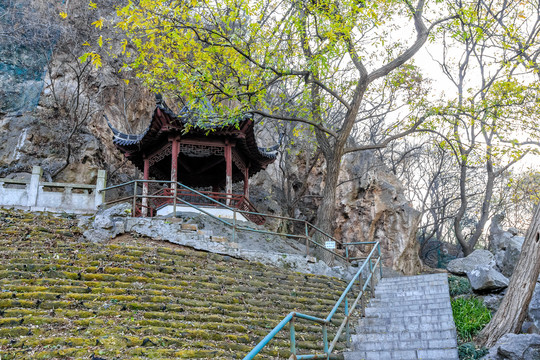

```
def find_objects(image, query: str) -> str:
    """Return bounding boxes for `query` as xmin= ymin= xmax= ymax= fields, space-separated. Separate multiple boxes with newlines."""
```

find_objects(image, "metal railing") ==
xmin=101 ymin=180 xmax=378 ymax=265
xmin=244 ymin=242 xmax=383 ymax=359
xmin=101 ymin=180 xmax=384 ymax=357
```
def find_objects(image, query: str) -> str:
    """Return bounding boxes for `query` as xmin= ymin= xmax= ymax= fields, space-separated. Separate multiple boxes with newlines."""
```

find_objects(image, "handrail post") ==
xmin=290 ymin=317 xmax=296 ymax=357
xmin=305 ymin=221 xmax=309 ymax=257
xmin=345 ymin=244 xmax=349 ymax=263
xmin=378 ymin=243 xmax=383 ymax=281
xmin=359 ymin=275 xmax=365 ymax=317
xmin=369 ymin=259 xmax=374 ymax=296
xmin=173 ymin=183 xmax=177 ymax=217
xmin=322 ymin=323 xmax=328 ymax=356
xmin=132 ymin=181 xmax=137 ymax=217
xmin=345 ymin=297 xmax=350 ymax=346
xmin=233 ymin=208 xmax=237 ymax=243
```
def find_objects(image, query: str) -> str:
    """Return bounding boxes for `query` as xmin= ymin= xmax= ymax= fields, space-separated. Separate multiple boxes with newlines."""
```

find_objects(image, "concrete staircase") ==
xmin=344 ymin=273 xmax=459 ymax=360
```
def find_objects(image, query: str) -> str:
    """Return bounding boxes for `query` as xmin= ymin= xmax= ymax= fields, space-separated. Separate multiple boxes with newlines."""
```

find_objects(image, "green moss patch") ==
xmin=0 ymin=208 xmax=350 ymax=359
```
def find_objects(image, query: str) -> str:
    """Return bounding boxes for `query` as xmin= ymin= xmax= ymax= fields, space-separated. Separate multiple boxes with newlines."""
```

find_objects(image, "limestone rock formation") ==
xmin=82 ymin=203 xmax=360 ymax=281
xmin=0 ymin=0 xmax=150 ymax=185
xmin=329 ymin=152 xmax=422 ymax=275
xmin=528 ymin=284 xmax=540 ymax=333
xmin=500 ymin=236 xmax=525 ymax=277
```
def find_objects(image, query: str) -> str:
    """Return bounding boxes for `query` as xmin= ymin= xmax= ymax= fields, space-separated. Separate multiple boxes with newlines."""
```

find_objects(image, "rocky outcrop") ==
xmin=483 ymin=334 xmax=540 ymax=360
xmin=258 ymin=150 xmax=423 ymax=275
xmin=447 ymin=250 xmax=496 ymax=275
xmin=332 ymin=153 xmax=422 ymax=275
xmin=500 ymin=236 xmax=525 ymax=277
xmin=489 ymin=213 xmax=526 ymax=277
xmin=0 ymin=0 xmax=150 ymax=186
xmin=82 ymin=203 xmax=360 ymax=281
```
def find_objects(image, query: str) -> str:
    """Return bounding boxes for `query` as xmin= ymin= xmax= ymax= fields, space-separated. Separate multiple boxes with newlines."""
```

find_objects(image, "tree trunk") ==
xmin=314 ymin=151 xmax=342 ymax=265
xmin=477 ymin=205 xmax=540 ymax=348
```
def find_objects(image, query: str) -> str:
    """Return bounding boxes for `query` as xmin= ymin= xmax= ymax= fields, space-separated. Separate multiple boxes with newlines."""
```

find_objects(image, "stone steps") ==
xmin=344 ymin=273 xmax=459 ymax=360
xmin=0 ymin=208 xmax=348 ymax=360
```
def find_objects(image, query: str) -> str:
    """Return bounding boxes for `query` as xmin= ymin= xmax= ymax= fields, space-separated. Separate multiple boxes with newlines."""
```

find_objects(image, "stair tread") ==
xmin=345 ymin=274 xmax=458 ymax=360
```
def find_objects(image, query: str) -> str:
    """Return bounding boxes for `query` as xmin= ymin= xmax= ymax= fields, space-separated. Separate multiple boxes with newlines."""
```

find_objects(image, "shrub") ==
xmin=451 ymin=297 xmax=491 ymax=342
xmin=448 ymin=275 xmax=471 ymax=297
xmin=458 ymin=342 xmax=489 ymax=360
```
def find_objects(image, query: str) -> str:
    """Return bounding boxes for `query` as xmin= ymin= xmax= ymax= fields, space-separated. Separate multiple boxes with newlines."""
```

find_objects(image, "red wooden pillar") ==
xmin=142 ymin=157 xmax=150 ymax=217
xmin=243 ymin=166 xmax=250 ymax=200
xmin=170 ymin=139 xmax=179 ymax=184
xmin=170 ymin=138 xmax=180 ymax=213
xmin=225 ymin=140 xmax=233 ymax=205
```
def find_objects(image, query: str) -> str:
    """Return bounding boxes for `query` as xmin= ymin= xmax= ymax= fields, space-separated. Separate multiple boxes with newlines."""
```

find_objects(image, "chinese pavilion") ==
xmin=106 ymin=97 xmax=278 ymax=223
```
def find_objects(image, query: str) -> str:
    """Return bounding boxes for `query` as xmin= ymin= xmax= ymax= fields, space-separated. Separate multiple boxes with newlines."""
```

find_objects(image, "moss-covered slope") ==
xmin=0 ymin=209 xmax=348 ymax=359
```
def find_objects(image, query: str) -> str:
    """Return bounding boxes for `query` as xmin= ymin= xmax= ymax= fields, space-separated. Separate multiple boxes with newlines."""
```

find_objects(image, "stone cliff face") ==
xmin=254 ymin=150 xmax=423 ymax=275
xmin=334 ymin=162 xmax=422 ymax=274
xmin=329 ymin=153 xmax=422 ymax=275
xmin=0 ymin=0 xmax=151 ymax=184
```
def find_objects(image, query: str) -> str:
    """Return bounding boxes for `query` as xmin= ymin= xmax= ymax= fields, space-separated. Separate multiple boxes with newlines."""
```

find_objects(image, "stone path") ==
xmin=344 ymin=273 xmax=459 ymax=360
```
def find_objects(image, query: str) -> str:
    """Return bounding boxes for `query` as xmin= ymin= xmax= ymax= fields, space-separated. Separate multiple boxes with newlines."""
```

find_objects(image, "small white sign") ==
xmin=325 ymin=241 xmax=336 ymax=249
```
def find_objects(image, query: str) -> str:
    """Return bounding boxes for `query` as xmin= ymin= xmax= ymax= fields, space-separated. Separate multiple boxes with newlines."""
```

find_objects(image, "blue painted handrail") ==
xmin=101 ymin=180 xmax=383 ymax=358
xmin=242 ymin=242 xmax=382 ymax=360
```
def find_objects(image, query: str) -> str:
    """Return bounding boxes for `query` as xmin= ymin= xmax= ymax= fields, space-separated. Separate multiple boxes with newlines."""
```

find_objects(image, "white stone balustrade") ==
xmin=0 ymin=166 xmax=106 ymax=214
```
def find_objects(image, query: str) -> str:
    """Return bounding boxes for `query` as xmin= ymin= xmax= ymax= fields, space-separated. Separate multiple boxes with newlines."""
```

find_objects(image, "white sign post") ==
xmin=325 ymin=241 xmax=336 ymax=249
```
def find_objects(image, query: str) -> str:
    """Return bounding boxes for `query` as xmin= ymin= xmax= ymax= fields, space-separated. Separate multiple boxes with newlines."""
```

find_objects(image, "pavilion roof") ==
xmin=106 ymin=100 xmax=278 ymax=186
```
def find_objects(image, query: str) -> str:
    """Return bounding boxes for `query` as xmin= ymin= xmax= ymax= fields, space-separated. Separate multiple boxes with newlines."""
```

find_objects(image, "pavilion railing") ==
xmin=101 ymin=180 xmax=377 ymax=266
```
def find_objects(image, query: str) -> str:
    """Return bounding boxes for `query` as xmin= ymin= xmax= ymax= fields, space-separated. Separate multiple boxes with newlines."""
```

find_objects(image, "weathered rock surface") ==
xmin=467 ymin=265 xmax=509 ymax=292
xmin=489 ymin=214 xmax=514 ymax=253
xmin=488 ymin=213 xmax=525 ymax=277
xmin=82 ymin=203 xmax=360 ymax=281
xmin=260 ymin=150 xmax=423 ymax=275
xmin=333 ymin=153 xmax=422 ymax=275
xmin=482 ymin=294 xmax=505 ymax=312
xmin=447 ymin=250 xmax=496 ymax=275
xmin=500 ymin=236 xmax=525 ymax=277
xmin=0 ymin=1 xmax=54 ymax=114
xmin=482 ymin=333 xmax=540 ymax=360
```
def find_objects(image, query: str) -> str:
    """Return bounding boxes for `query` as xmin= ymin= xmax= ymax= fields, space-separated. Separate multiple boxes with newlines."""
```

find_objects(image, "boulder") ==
xmin=500 ymin=236 xmax=525 ymax=277
xmin=83 ymin=203 xmax=132 ymax=241
xmin=482 ymin=333 xmax=540 ymax=360
xmin=488 ymin=214 xmax=512 ymax=253
xmin=467 ymin=265 xmax=509 ymax=292
xmin=494 ymin=250 xmax=506 ymax=272
xmin=482 ymin=294 xmax=504 ymax=312
xmin=447 ymin=250 xmax=496 ymax=275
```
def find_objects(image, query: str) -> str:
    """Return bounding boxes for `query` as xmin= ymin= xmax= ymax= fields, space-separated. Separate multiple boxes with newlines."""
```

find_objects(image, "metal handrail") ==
xmin=101 ymin=180 xmax=354 ymax=263
xmin=243 ymin=242 xmax=383 ymax=360
xmin=101 ymin=180 xmax=383 ymax=357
